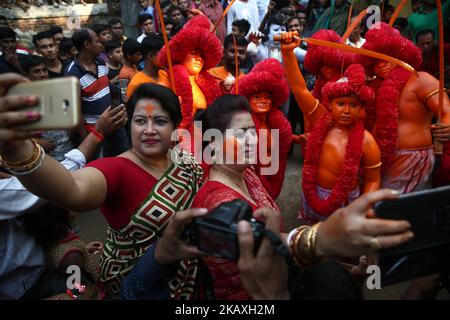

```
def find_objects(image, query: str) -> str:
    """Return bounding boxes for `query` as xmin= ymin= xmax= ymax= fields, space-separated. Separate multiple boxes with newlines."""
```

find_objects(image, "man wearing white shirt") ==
xmin=345 ymin=17 xmax=366 ymax=48
xmin=226 ymin=0 xmax=261 ymax=35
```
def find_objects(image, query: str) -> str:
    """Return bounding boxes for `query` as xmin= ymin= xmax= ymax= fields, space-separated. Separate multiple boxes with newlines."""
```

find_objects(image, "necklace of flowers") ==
xmin=302 ymin=112 xmax=365 ymax=217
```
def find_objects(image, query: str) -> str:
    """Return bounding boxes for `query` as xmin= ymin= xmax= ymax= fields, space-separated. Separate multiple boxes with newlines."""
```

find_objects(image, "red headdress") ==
xmin=157 ymin=16 xmax=223 ymax=132
xmin=358 ymin=23 xmax=421 ymax=173
xmin=303 ymin=30 xmax=356 ymax=102
xmin=322 ymin=64 xmax=375 ymax=107
xmin=237 ymin=59 xmax=292 ymax=200
xmin=158 ymin=15 xmax=223 ymax=70
xmin=303 ymin=30 xmax=355 ymax=76
xmin=358 ymin=22 xmax=422 ymax=73
xmin=238 ymin=58 xmax=290 ymax=107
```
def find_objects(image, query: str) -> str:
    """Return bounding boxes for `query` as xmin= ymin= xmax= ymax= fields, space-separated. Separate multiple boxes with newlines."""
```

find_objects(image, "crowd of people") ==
xmin=0 ymin=0 xmax=450 ymax=300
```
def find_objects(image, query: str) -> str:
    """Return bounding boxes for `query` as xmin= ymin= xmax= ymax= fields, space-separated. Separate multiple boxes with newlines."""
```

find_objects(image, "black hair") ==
xmin=161 ymin=0 xmax=171 ymax=9
xmin=126 ymin=83 xmax=182 ymax=131
xmin=141 ymin=33 xmax=164 ymax=59
xmin=223 ymin=34 xmax=248 ymax=51
xmin=195 ymin=94 xmax=251 ymax=135
xmin=138 ymin=13 xmax=153 ymax=26
xmin=47 ymin=26 xmax=63 ymax=36
xmin=104 ymin=39 xmax=122 ymax=55
xmin=384 ymin=4 xmax=394 ymax=13
xmin=287 ymin=16 xmax=301 ymax=25
xmin=0 ymin=27 xmax=16 ymax=41
xmin=416 ymin=28 xmax=435 ymax=42
xmin=71 ymin=29 xmax=92 ymax=52
xmin=108 ymin=18 xmax=124 ymax=27
xmin=232 ymin=19 xmax=251 ymax=37
xmin=0 ymin=15 xmax=7 ymax=23
xmin=23 ymin=203 xmax=71 ymax=249
xmin=22 ymin=55 xmax=47 ymax=74
xmin=33 ymin=31 xmax=54 ymax=47
xmin=264 ymin=15 xmax=284 ymax=37
xmin=59 ymin=37 xmax=75 ymax=55
xmin=91 ymin=23 xmax=110 ymax=36
xmin=122 ymin=38 xmax=141 ymax=58
xmin=296 ymin=9 xmax=308 ymax=15
xmin=167 ymin=5 xmax=183 ymax=17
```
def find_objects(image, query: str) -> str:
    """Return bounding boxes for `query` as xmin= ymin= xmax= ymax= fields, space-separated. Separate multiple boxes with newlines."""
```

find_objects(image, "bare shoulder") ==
xmin=362 ymin=129 xmax=380 ymax=152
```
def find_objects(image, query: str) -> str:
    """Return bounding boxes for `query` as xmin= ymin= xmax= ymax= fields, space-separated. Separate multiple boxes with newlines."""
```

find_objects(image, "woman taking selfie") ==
xmin=0 ymin=78 xmax=203 ymax=299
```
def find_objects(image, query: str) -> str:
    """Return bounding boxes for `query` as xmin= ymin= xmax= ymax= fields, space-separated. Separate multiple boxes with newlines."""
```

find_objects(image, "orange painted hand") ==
xmin=280 ymin=31 xmax=301 ymax=52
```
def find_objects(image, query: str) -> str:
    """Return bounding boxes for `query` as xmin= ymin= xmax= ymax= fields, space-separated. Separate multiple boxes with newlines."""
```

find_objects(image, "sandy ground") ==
xmin=74 ymin=143 xmax=449 ymax=300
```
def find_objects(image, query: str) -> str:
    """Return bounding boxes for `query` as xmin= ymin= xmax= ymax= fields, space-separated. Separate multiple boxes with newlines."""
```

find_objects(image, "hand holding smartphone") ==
xmin=8 ymin=77 xmax=81 ymax=130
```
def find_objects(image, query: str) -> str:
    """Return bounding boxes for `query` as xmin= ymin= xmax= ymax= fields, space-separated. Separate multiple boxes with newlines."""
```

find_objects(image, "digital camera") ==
xmin=183 ymin=199 xmax=265 ymax=261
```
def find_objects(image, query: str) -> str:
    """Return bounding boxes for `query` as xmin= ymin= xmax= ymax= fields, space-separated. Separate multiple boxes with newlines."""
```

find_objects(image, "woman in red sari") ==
xmin=0 ymin=83 xmax=204 ymax=299
xmin=192 ymin=95 xmax=281 ymax=300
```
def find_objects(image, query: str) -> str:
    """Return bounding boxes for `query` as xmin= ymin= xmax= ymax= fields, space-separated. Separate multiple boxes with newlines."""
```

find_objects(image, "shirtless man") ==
xmin=360 ymin=23 xmax=450 ymax=193
xmin=280 ymin=32 xmax=381 ymax=223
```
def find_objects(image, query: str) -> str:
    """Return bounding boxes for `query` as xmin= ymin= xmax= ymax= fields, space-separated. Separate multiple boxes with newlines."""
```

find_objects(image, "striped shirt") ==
xmin=64 ymin=59 xmax=111 ymax=123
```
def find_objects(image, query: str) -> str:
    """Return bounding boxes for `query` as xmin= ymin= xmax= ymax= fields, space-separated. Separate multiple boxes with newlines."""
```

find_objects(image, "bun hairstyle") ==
xmin=194 ymin=95 xmax=251 ymax=149
xmin=195 ymin=95 xmax=251 ymax=134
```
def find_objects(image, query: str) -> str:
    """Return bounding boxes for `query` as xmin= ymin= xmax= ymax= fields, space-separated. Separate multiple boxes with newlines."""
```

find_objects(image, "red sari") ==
xmin=191 ymin=167 xmax=280 ymax=300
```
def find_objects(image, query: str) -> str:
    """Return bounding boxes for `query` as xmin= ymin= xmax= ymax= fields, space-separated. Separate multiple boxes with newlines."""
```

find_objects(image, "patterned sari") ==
xmin=191 ymin=166 xmax=281 ymax=300
xmin=100 ymin=149 xmax=204 ymax=299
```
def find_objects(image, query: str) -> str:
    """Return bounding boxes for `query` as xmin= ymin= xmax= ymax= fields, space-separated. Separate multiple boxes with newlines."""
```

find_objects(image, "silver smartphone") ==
xmin=9 ymin=77 xmax=81 ymax=130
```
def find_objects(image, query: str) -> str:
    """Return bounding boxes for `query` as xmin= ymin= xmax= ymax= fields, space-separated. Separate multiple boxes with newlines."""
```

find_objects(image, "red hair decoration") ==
xmin=322 ymin=64 xmax=375 ymax=107
xmin=359 ymin=22 xmax=422 ymax=73
xmin=237 ymin=58 xmax=290 ymax=108
xmin=157 ymin=15 xmax=223 ymax=70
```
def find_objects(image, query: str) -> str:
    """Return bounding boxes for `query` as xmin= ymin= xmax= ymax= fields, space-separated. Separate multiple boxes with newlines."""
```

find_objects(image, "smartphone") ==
xmin=9 ymin=77 xmax=81 ymax=130
xmin=374 ymin=186 xmax=450 ymax=286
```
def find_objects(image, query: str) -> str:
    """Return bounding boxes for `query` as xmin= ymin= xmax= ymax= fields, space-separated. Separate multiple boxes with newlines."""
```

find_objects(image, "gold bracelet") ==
xmin=0 ymin=139 xmax=45 ymax=175
xmin=363 ymin=161 xmax=382 ymax=170
xmin=7 ymin=145 xmax=45 ymax=176
xmin=308 ymin=99 xmax=320 ymax=117
xmin=424 ymin=88 xmax=448 ymax=102
xmin=291 ymin=226 xmax=309 ymax=267
xmin=295 ymin=223 xmax=322 ymax=268
xmin=0 ymin=139 xmax=40 ymax=168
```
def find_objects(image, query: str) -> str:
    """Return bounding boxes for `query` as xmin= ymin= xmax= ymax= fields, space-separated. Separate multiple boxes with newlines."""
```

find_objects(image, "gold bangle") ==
xmin=424 ymin=88 xmax=448 ymax=102
xmin=0 ymin=139 xmax=40 ymax=167
xmin=308 ymin=99 xmax=319 ymax=117
xmin=0 ymin=139 xmax=45 ymax=175
xmin=363 ymin=161 xmax=382 ymax=170
xmin=291 ymin=226 xmax=309 ymax=267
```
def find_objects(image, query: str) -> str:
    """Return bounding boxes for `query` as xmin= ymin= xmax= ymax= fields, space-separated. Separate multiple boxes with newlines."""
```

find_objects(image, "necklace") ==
xmin=131 ymin=150 xmax=171 ymax=174
xmin=211 ymin=166 xmax=255 ymax=203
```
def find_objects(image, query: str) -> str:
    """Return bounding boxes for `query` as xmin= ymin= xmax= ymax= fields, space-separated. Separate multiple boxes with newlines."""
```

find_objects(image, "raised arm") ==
xmin=0 ymin=73 xmax=109 ymax=212
xmin=361 ymin=131 xmax=381 ymax=194
xmin=280 ymin=32 xmax=326 ymax=127
xmin=3 ymin=140 xmax=108 ymax=212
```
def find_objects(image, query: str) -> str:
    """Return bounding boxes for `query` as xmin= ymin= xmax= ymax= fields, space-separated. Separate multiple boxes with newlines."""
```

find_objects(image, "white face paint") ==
xmin=268 ymin=23 xmax=286 ymax=43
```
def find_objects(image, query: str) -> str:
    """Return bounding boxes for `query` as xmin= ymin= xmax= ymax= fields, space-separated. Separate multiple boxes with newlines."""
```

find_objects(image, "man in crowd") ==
xmin=109 ymin=18 xmax=127 ymax=44
xmin=209 ymin=34 xmax=248 ymax=94
xmin=65 ymin=28 xmax=130 ymax=157
xmin=33 ymin=31 xmax=66 ymax=78
xmin=226 ymin=0 xmax=260 ymax=35
xmin=0 ymin=27 xmax=27 ymax=74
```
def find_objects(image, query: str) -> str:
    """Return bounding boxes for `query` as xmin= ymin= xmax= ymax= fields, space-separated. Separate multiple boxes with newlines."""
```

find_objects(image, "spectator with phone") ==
xmin=0 ymin=82 xmax=203 ymax=299
xmin=0 ymin=73 xmax=127 ymax=299
xmin=119 ymin=189 xmax=414 ymax=300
